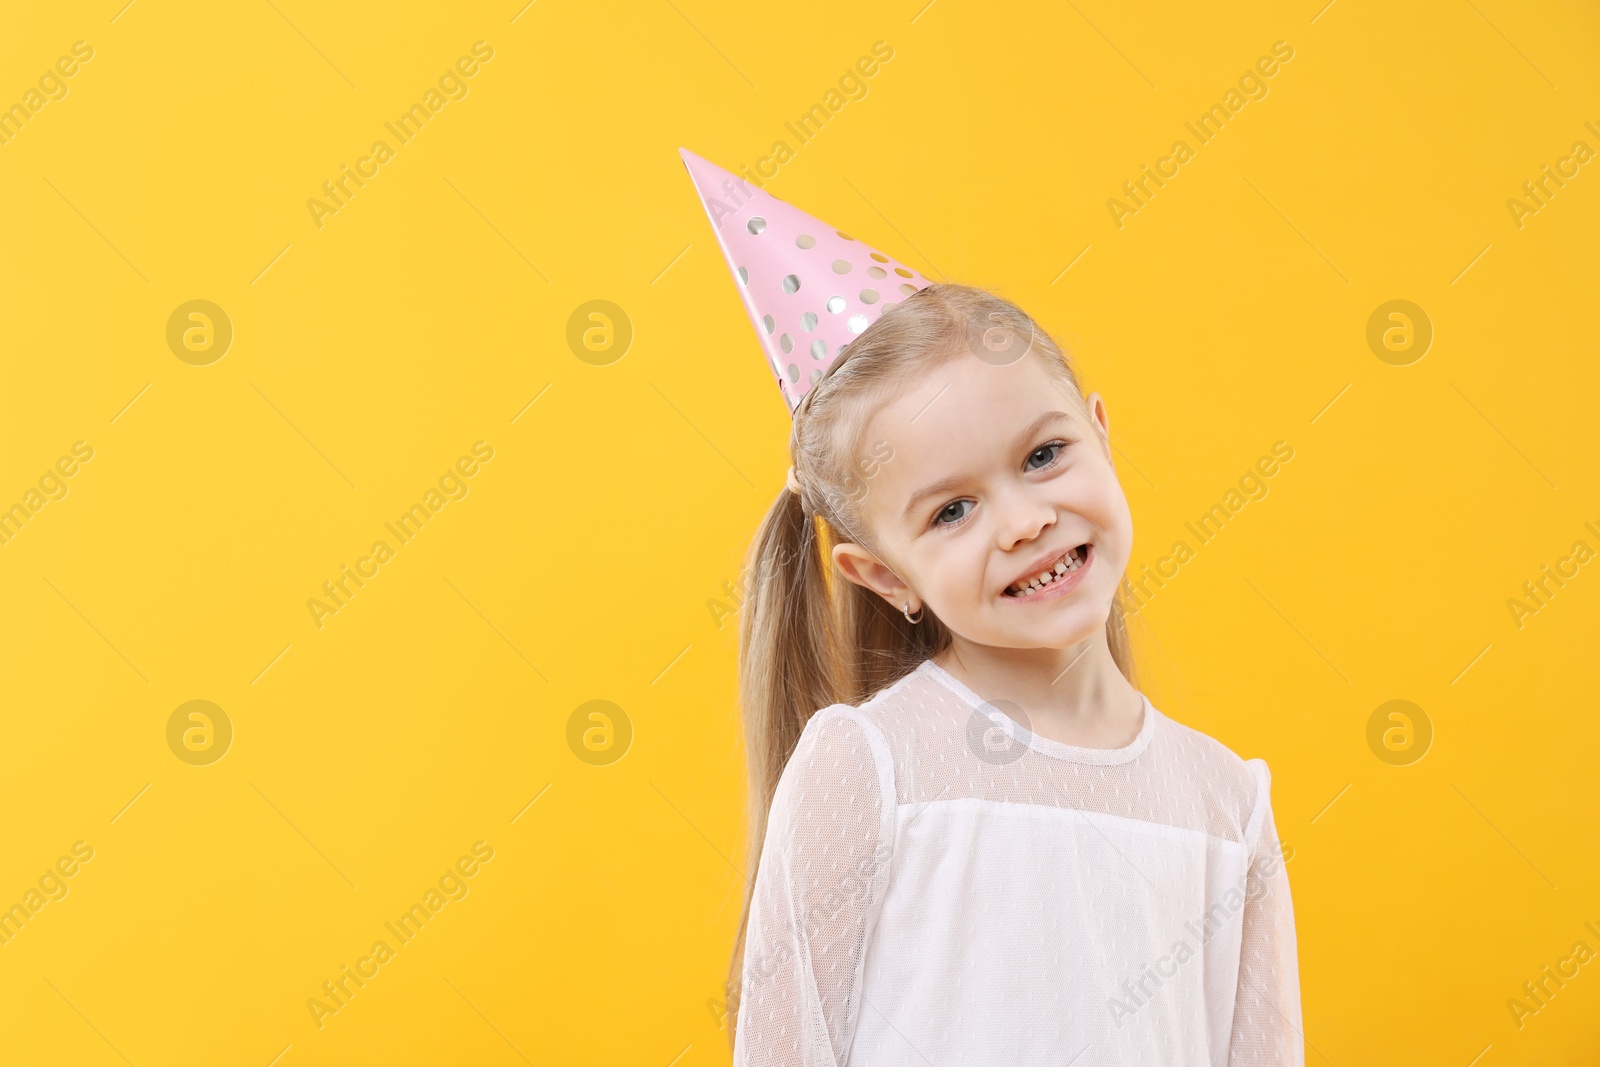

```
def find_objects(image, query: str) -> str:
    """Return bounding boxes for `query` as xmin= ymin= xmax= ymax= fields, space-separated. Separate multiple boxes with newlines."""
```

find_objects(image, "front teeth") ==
xmin=1007 ymin=545 xmax=1086 ymax=597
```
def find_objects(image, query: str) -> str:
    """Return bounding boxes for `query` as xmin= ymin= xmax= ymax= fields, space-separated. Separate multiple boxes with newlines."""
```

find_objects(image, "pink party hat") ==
xmin=678 ymin=147 xmax=932 ymax=414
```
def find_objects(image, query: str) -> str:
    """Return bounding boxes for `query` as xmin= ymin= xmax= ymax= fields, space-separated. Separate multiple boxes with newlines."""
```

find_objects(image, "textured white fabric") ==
xmin=734 ymin=658 xmax=1303 ymax=1067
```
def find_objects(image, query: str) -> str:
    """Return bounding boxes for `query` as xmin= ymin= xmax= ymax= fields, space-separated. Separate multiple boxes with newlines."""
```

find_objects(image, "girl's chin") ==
xmin=953 ymin=607 xmax=1110 ymax=648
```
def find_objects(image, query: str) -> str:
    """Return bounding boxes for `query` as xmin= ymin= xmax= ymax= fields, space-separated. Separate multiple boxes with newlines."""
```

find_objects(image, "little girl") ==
xmin=679 ymin=149 xmax=1302 ymax=1066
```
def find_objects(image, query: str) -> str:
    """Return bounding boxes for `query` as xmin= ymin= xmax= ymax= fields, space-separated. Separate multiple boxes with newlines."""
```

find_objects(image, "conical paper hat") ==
xmin=678 ymin=147 xmax=933 ymax=414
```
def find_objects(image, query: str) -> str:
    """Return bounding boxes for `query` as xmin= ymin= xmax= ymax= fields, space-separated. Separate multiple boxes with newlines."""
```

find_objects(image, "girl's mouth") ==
xmin=1001 ymin=543 xmax=1092 ymax=600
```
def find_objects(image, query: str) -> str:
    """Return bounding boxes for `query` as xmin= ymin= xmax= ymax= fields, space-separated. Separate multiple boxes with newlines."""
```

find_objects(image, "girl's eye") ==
xmin=932 ymin=499 xmax=973 ymax=528
xmin=1027 ymin=440 xmax=1068 ymax=470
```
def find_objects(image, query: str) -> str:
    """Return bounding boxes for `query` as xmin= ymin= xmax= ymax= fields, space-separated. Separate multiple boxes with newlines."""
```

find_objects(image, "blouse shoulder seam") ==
xmin=801 ymin=704 xmax=898 ymax=823
xmin=1242 ymin=757 xmax=1274 ymax=858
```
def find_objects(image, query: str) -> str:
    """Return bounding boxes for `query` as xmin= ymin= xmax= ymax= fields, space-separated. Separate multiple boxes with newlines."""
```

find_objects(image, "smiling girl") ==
xmin=678 ymin=150 xmax=1302 ymax=1067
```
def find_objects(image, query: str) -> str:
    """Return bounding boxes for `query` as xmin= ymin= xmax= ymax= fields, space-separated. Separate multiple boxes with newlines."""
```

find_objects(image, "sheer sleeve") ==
xmin=1227 ymin=759 xmax=1305 ymax=1066
xmin=733 ymin=706 xmax=898 ymax=1067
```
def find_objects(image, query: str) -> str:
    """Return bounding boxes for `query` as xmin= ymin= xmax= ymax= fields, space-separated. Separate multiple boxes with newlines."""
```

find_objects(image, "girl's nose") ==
xmin=995 ymin=484 xmax=1056 ymax=549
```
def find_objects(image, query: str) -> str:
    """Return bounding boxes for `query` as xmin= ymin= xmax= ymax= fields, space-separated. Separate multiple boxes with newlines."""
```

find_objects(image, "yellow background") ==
xmin=1 ymin=0 xmax=1597 ymax=1063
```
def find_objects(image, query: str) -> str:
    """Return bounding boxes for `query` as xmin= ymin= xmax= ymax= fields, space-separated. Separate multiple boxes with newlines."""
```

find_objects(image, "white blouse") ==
xmin=733 ymin=658 xmax=1303 ymax=1066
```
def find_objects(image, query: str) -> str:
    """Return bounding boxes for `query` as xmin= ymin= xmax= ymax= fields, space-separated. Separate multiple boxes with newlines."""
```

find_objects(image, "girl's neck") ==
xmin=931 ymin=634 xmax=1144 ymax=750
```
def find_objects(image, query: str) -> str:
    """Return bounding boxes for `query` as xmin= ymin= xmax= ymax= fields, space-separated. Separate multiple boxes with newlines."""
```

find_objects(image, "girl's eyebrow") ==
xmin=898 ymin=410 xmax=1073 ymax=522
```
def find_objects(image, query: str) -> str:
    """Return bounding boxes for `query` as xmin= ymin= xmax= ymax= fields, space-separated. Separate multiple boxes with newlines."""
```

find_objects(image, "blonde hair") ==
xmin=724 ymin=282 xmax=1138 ymax=1043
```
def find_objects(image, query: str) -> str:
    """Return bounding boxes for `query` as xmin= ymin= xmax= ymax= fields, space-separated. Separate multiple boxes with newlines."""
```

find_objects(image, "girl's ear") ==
xmin=831 ymin=541 xmax=909 ymax=601
xmin=1083 ymin=391 xmax=1113 ymax=460
xmin=1084 ymin=391 xmax=1111 ymax=437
